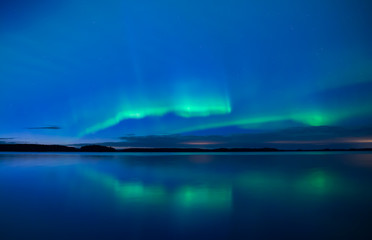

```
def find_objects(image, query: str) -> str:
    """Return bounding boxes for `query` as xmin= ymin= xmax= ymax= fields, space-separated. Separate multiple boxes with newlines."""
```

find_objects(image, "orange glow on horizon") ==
xmin=182 ymin=141 xmax=222 ymax=146
xmin=268 ymin=138 xmax=372 ymax=145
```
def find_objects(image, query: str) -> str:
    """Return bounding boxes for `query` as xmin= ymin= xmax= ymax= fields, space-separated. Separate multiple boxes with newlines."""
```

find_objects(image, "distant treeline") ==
xmin=0 ymin=144 xmax=372 ymax=152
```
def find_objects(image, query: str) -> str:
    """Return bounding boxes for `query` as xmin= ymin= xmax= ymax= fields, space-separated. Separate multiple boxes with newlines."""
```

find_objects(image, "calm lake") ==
xmin=1 ymin=152 xmax=372 ymax=239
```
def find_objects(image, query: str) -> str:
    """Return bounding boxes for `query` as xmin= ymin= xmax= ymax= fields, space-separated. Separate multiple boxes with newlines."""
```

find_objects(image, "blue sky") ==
xmin=1 ymin=0 xmax=372 ymax=148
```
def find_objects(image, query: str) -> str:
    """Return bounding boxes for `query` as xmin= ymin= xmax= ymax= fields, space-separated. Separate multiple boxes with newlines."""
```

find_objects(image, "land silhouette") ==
xmin=0 ymin=144 xmax=371 ymax=152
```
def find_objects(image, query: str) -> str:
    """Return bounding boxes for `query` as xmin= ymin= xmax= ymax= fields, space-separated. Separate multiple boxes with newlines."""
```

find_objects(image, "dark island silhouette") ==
xmin=0 ymin=144 xmax=371 ymax=152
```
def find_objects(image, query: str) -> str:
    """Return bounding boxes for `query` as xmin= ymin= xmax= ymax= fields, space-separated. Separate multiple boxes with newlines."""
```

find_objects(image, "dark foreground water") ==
xmin=1 ymin=152 xmax=372 ymax=239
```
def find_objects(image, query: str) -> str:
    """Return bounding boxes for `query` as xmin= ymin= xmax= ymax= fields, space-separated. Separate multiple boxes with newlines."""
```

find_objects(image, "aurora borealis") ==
xmin=1 ymin=0 xmax=372 ymax=148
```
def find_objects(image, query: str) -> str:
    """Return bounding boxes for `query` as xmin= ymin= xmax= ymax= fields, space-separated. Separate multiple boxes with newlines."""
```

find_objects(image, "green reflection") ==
xmin=83 ymin=169 xmax=232 ymax=211
xmin=297 ymin=170 xmax=335 ymax=195
xmin=175 ymin=186 xmax=232 ymax=209
xmin=83 ymin=170 xmax=166 ymax=203
xmin=237 ymin=170 xmax=343 ymax=197
xmin=237 ymin=172 xmax=288 ymax=194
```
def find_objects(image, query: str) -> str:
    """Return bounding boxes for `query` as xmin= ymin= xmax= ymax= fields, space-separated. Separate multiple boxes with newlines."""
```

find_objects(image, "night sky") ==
xmin=1 ymin=0 xmax=372 ymax=149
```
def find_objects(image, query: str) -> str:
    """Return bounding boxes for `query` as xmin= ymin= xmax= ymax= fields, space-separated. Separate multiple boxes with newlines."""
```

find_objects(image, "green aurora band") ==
xmin=81 ymin=97 xmax=231 ymax=136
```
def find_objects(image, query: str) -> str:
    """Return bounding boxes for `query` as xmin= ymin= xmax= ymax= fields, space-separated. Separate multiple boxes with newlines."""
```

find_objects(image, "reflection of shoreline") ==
xmin=82 ymin=169 xmax=232 ymax=211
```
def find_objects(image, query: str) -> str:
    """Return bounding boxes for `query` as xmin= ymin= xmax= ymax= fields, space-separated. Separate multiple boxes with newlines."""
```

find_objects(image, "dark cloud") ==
xmin=0 ymin=138 xmax=16 ymax=144
xmin=27 ymin=126 xmax=61 ymax=130
xmin=74 ymin=126 xmax=372 ymax=149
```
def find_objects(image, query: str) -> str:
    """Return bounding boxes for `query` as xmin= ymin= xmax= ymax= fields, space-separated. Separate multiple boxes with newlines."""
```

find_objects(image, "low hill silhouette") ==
xmin=80 ymin=145 xmax=116 ymax=152
xmin=0 ymin=144 xmax=77 ymax=152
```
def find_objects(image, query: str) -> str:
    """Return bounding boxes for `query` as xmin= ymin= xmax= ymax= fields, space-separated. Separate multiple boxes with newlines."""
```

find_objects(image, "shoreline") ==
xmin=0 ymin=144 xmax=371 ymax=153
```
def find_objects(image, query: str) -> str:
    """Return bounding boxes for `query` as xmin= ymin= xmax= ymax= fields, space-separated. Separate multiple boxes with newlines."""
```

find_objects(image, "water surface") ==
xmin=1 ymin=152 xmax=372 ymax=239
